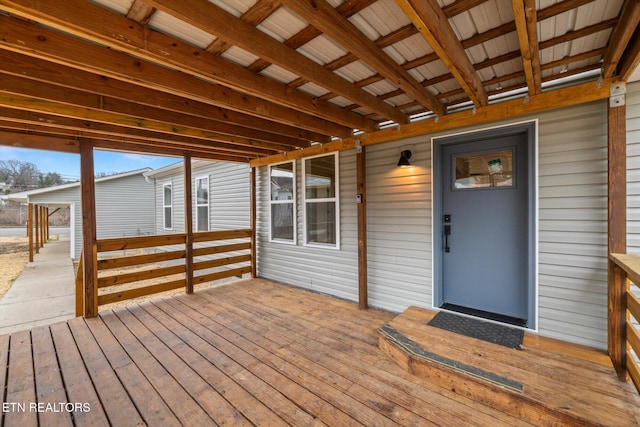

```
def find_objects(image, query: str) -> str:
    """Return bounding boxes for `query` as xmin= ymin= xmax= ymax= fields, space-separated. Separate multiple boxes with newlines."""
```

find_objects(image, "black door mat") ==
xmin=429 ymin=311 xmax=525 ymax=350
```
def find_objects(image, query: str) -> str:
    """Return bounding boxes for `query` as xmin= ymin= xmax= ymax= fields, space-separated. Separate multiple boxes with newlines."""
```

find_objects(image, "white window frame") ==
xmin=269 ymin=160 xmax=297 ymax=244
xmin=195 ymin=175 xmax=210 ymax=232
xmin=302 ymin=153 xmax=340 ymax=249
xmin=162 ymin=182 xmax=173 ymax=230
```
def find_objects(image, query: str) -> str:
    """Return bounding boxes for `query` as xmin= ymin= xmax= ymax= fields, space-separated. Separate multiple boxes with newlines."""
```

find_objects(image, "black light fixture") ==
xmin=397 ymin=149 xmax=412 ymax=167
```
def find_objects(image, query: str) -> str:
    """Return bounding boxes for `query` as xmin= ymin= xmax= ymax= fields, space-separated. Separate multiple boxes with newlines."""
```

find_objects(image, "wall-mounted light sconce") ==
xmin=397 ymin=149 xmax=412 ymax=167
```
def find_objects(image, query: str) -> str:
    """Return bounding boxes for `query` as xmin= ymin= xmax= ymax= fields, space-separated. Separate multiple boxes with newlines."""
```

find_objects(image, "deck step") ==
xmin=378 ymin=307 xmax=640 ymax=427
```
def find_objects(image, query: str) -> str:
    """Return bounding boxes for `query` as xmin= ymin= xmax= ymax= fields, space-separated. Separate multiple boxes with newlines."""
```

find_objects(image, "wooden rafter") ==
xmin=396 ymin=0 xmax=488 ymax=108
xmin=619 ymin=27 xmax=640 ymax=81
xmin=279 ymin=0 xmax=446 ymax=117
xmin=145 ymin=0 xmax=408 ymax=124
xmin=512 ymin=0 xmax=542 ymax=95
xmin=601 ymin=0 xmax=640 ymax=78
xmin=0 ymin=71 xmax=310 ymax=149
xmin=0 ymin=0 xmax=374 ymax=134
xmin=205 ymin=0 xmax=281 ymax=56
xmin=126 ymin=0 xmax=156 ymax=24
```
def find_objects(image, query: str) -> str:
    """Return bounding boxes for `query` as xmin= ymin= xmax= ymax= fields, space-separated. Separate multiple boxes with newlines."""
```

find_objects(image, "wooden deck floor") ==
xmin=0 ymin=278 xmax=638 ymax=426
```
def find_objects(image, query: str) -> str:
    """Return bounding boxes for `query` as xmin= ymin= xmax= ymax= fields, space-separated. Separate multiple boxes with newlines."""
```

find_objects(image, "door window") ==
xmin=454 ymin=149 xmax=514 ymax=189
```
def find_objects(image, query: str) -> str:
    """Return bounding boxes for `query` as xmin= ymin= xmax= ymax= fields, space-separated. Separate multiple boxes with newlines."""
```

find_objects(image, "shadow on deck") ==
xmin=0 ymin=278 xmax=638 ymax=426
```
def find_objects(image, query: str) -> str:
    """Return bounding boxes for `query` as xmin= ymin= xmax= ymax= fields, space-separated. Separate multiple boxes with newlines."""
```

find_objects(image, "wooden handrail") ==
xmin=76 ymin=230 xmax=253 ymax=309
xmin=609 ymin=253 xmax=640 ymax=393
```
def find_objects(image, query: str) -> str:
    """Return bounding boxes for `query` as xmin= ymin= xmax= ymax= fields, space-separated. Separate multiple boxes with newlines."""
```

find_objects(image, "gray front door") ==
xmin=439 ymin=130 xmax=530 ymax=324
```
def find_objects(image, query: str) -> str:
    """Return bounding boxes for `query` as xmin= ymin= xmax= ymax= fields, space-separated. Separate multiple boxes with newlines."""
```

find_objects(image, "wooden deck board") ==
xmin=0 ymin=278 xmax=638 ymax=426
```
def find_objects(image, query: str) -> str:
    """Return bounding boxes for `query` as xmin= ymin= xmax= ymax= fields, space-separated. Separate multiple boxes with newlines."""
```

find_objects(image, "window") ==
xmin=454 ymin=149 xmax=514 ymax=189
xmin=303 ymin=153 xmax=339 ymax=248
xmin=195 ymin=176 xmax=209 ymax=232
xmin=163 ymin=183 xmax=172 ymax=230
xmin=269 ymin=161 xmax=296 ymax=243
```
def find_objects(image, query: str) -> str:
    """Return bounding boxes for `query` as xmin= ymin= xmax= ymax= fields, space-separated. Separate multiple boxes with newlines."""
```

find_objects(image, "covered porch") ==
xmin=1 ymin=279 xmax=639 ymax=426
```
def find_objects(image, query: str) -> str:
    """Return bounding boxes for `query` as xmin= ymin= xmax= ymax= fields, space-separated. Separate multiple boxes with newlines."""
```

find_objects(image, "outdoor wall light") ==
xmin=397 ymin=149 xmax=412 ymax=167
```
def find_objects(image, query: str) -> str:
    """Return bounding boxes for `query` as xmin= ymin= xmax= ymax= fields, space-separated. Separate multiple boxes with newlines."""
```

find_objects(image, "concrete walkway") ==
xmin=0 ymin=236 xmax=75 ymax=335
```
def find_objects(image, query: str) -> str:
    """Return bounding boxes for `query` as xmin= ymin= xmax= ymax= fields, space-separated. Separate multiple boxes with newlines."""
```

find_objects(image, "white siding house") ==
xmin=7 ymin=169 xmax=154 ymax=259
xmin=254 ymin=82 xmax=640 ymax=350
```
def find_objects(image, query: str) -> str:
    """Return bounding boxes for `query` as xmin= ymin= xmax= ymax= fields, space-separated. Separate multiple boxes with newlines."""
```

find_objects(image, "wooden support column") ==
xmin=357 ymin=145 xmax=368 ymax=309
xmin=608 ymin=86 xmax=627 ymax=380
xmin=250 ymin=166 xmax=257 ymax=278
xmin=28 ymin=202 xmax=33 ymax=262
xmin=34 ymin=204 xmax=39 ymax=254
xmin=80 ymin=141 xmax=98 ymax=317
xmin=46 ymin=207 xmax=50 ymax=241
xmin=40 ymin=206 xmax=45 ymax=246
xmin=184 ymin=153 xmax=194 ymax=294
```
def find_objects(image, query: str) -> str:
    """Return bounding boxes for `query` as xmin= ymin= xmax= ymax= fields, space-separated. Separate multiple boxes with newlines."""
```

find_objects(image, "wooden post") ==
xmin=28 ymin=202 xmax=33 ymax=262
xmin=40 ymin=205 xmax=45 ymax=246
xmin=46 ymin=207 xmax=50 ymax=241
xmin=357 ymin=146 xmax=368 ymax=309
xmin=250 ymin=166 xmax=257 ymax=279
xmin=34 ymin=204 xmax=39 ymax=254
xmin=80 ymin=141 xmax=98 ymax=317
xmin=608 ymin=89 xmax=627 ymax=380
xmin=184 ymin=153 xmax=194 ymax=294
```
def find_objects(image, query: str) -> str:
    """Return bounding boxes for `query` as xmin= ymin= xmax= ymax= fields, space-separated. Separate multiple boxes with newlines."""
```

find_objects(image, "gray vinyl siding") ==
xmin=151 ymin=161 xmax=250 ymax=234
xmin=29 ymin=173 xmax=154 ymax=259
xmin=257 ymin=99 xmax=613 ymax=349
xmin=627 ymin=81 xmax=640 ymax=254
xmin=257 ymin=151 xmax=359 ymax=301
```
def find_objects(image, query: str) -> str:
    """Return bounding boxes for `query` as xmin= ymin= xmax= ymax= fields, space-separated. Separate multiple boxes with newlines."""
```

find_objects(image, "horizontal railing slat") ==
xmin=194 ymin=266 xmax=251 ymax=285
xmin=194 ymin=254 xmax=252 ymax=271
xmin=98 ymin=264 xmax=186 ymax=288
xmin=193 ymin=229 xmax=252 ymax=243
xmin=193 ymin=242 xmax=251 ymax=257
xmin=628 ymin=292 xmax=640 ymax=324
xmin=98 ymin=250 xmax=186 ymax=270
xmin=627 ymin=353 xmax=640 ymax=398
xmin=98 ymin=279 xmax=186 ymax=305
xmin=610 ymin=253 xmax=640 ymax=289
xmin=97 ymin=233 xmax=186 ymax=252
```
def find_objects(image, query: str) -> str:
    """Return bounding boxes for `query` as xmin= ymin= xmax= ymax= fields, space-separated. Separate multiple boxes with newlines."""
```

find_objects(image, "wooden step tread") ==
xmin=379 ymin=307 xmax=640 ymax=427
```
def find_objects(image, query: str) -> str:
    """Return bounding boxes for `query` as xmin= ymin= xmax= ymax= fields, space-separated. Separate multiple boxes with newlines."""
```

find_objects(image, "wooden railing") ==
xmin=609 ymin=253 xmax=640 ymax=393
xmin=76 ymin=229 xmax=253 ymax=315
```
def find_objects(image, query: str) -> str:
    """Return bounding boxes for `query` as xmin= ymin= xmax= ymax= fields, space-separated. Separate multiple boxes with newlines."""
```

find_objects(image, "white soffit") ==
xmin=259 ymin=64 xmax=299 ymax=85
xmin=89 ymin=0 xmax=133 ymax=15
xmin=298 ymin=35 xmax=348 ymax=66
xmin=207 ymin=0 xmax=255 ymax=17
xmin=220 ymin=46 xmax=260 ymax=67
xmin=147 ymin=10 xmax=215 ymax=49
xmin=257 ymin=6 xmax=308 ymax=42
xmin=334 ymin=61 xmax=377 ymax=84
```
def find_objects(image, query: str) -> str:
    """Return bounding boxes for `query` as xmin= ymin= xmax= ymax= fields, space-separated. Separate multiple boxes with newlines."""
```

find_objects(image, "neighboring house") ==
xmin=254 ymin=83 xmax=640 ymax=351
xmin=144 ymin=159 xmax=250 ymax=235
xmin=6 ymin=169 xmax=154 ymax=259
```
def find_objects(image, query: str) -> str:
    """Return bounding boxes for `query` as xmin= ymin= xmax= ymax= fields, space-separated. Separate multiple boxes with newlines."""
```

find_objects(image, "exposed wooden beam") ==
xmin=0 ymin=73 xmax=310 ymax=149
xmin=205 ymin=0 xmax=280 ymax=56
xmin=0 ymin=51 xmax=329 ymax=143
xmin=0 ymin=92 xmax=296 ymax=154
xmin=0 ymin=129 xmax=80 ymax=153
xmin=619 ymin=27 xmax=640 ymax=81
xmin=0 ymin=121 xmax=255 ymax=162
xmin=0 ymin=2 xmax=371 ymax=134
xmin=248 ymin=0 xmax=378 ymax=74
xmin=512 ymin=0 xmax=542 ymax=95
xmin=280 ymin=0 xmax=446 ymax=117
xmin=396 ymin=0 xmax=488 ymax=108
xmin=126 ymin=0 xmax=156 ymax=24
xmin=601 ymin=0 xmax=640 ymax=78
xmin=145 ymin=0 xmax=407 ymax=124
xmin=251 ymin=78 xmax=615 ymax=167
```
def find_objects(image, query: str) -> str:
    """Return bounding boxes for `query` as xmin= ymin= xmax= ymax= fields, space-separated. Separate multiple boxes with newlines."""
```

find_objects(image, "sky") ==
xmin=0 ymin=146 xmax=180 ymax=182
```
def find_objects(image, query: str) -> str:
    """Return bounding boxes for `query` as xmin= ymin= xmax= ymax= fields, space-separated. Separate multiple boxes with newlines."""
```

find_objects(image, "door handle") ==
xmin=444 ymin=224 xmax=451 ymax=253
